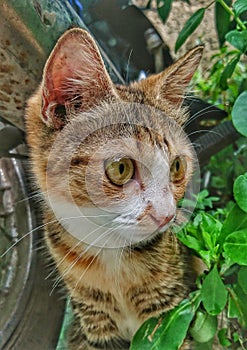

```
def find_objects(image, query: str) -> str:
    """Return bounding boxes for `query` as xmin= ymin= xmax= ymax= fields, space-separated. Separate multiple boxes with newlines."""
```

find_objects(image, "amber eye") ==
xmin=105 ymin=158 xmax=134 ymax=186
xmin=170 ymin=156 xmax=187 ymax=183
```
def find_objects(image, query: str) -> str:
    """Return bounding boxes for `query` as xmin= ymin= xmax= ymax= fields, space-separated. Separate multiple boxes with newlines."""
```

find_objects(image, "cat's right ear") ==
xmin=41 ymin=28 xmax=117 ymax=129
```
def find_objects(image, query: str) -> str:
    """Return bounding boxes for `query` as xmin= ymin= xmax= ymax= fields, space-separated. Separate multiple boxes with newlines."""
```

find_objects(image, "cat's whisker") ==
xmin=46 ymin=218 xmax=115 ymax=280
xmin=178 ymin=207 xmax=194 ymax=215
xmin=187 ymin=128 xmax=222 ymax=139
xmin=50 ymin=221 xmax=124 ymax=290
xmin=127 ymin=234 xmax=135 ymax=272
xmin=65 ymin=227 xmax=124 ymax=298
xmin=14 ymin=190 xmax=47 ymax=204
xmin=46 ymin=219 xmax=112 ymax=282
xmin=126 ymin=49 xmax=133 ymax=84
xmin=50 ymin=245 xmax=101 ymax=296
xmin=0 ymin=219 xmax=58 ymax=258
xmin=114 ymin=236 xmax=127 ymax=289
xmin=67 ymin=246 xmax=103 ymax=299
xmin=173 ymin=215 xmax=187 ymax=231
xmin=1 ymin=212 xmax=113 ymax=260
xmin=184 ymin=103 xmax=223 ymax=128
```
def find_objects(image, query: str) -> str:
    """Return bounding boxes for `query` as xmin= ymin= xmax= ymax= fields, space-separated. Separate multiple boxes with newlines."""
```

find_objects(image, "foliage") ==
xmin=132 ymin=2 xmax=247 ymax=349
xmin=232 ymin=91 xmax=247 ymax=136
xmin=193 ymin=54 xmax=247 ymax=112
xmin=131 ymin=174 xmax=247 ymax=350
xmin=147 ymin=0 xmax=247 ymax=111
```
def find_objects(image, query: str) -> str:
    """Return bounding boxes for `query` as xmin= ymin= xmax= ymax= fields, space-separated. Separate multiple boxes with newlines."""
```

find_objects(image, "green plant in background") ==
xmin=131 ymin=175 xmax=247 ymax=350
xmin=147 ymin=0 xmax=247 ymax=111
xmin=131 ymin=1 xmax=247 ymax=349
xmin=193 ymin=53 xmax=247 ymax=112
xmin=130 ymin=164 xmax=247 ymax=350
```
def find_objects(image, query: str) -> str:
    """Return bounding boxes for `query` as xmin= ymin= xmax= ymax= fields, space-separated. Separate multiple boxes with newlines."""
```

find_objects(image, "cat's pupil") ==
xmin=119 ymin=163 xmax=125 ymax=174
xmin=176 ymin=160 xmax=180 ymax=172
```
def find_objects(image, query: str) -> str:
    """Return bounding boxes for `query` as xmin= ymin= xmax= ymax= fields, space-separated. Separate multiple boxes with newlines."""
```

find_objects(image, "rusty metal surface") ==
xmin=0 ymin=0 xmax=88 ymax=131
xmin=0 ymin=1 xmax=123 ymax=132
xmin=1 ymin=3 xmax=44 ymax=130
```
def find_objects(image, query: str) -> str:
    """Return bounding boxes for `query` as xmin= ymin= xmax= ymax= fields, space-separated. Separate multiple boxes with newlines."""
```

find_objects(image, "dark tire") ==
xmin=0 ymin=157 xmax=65 ymax=350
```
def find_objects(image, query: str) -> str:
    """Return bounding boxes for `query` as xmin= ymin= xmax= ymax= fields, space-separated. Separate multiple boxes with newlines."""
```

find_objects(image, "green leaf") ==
xmin=157 ymin=0 xmax=172 ymax=23
xmin=223 ymin=230 xmax=247 ymax=265
xmin=235 ymin=284 xmax=247 ymax=327
xmin=175 ymin=8 xmax=205 ymax=52
xmin=145 ymin=0 xmax=152 ymax=9
xmin=197 ymin=250 xmax=212 ymax=269
xmin=232 ymin=90 xmax=247 ymax=137
xmin=228 ymin=293 xmax=241 ymax=319
xmin=226 ymin=29 xmax=247 ymax=53
xmin=218 ymin=328 xmax=232 ymax=347
xmin=201 ymin=265 xmax=228 ymax=316
xmin=228 ymin=284 xmax=247 ymax=327
xmin=233 ymin=174 xmax=247 ymax=212
xmin=200 ymin=214 xmax=222 ymax=247
xmin=215 ymin=0 xmax=232 ymax=47
xmin=233 ymin=0 xmax=247 ymax=16
xmin=177 ymin=230 xmax=204 ymax=251
xmin=130 ymin=294 xmax=201 ymax=350
xmin=219 ymin=204 xmax=247 ymax=245
xmin=238 ymin=266 xmax=247 ymax=294
xmin=190 ymin=310 xmax=217 ymax=343
xmin=219 ymin=55 xmax=240 ymax=90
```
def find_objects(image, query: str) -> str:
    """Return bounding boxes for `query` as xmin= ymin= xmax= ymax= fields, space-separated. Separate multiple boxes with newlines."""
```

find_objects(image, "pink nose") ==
xmin=149 ymin=214 xmax=175 ymax=229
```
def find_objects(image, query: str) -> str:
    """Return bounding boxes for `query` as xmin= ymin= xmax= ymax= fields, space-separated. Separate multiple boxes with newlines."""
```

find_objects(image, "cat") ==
xmin=25 ymin=28 xmax=203 ymax=350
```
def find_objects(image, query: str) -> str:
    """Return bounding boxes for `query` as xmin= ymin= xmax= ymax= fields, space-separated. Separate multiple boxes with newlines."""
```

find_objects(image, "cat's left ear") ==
xmin=140 ymin=46 xmax=203 ymax=108
xmin=41 ymin=28 xmax=117 ymax=129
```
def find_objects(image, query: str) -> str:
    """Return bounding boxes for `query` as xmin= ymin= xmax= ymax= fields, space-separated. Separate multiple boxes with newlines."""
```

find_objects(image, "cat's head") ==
xmin=26 ymin=28 xmax=203 ymax=248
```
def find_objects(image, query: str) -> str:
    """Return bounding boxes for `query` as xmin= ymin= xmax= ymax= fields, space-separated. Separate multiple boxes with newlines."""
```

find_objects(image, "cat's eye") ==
xmin=170 ymin=156 xmax=187 ymax=183
xmin=105 ymin=158 xmax=134 ymax=186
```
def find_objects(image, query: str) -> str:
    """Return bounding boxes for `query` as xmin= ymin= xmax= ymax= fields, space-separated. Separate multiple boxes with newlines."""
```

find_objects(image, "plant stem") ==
xmin=206 ymin=0 xmax=216 ymax=9
xmin=216 ymin=0 xmax=247 ymax=30
xmin=227 ymin=287 xmax=245 ymax=326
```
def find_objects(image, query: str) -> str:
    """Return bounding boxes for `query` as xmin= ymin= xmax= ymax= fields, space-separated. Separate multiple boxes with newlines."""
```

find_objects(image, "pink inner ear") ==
xmin=41 ymin=29 xmax=116 ymax=127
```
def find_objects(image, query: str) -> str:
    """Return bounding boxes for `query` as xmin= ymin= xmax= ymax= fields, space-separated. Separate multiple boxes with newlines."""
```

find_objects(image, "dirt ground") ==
xmin=134 ymin=0 xmax=219 ymax=71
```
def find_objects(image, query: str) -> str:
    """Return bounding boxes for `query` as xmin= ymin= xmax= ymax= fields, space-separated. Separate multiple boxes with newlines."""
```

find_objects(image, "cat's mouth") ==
xmin=149 ymin=214 xmax=176 ymax=233
xmin=112 ymin=212 xmax=176 ymax=242
xmin=152 ymin=215 xmax=176 ymax=234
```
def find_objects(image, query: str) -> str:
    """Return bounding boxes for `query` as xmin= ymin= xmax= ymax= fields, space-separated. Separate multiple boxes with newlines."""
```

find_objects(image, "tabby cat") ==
xmin=26 ymin=28 xmax=203 ymax=350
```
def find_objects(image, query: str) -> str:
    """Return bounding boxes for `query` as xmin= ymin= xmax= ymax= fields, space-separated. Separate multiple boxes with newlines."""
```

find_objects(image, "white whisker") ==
xmin=46 ymin=217 xmax=116 ymax=280
xmin=50 ymin=222 xmax=125 ymax=293
xmin=187 ymin=128 xmax=222 ymax=139
xmin=0 ymin=219 xmax=58 ymax=258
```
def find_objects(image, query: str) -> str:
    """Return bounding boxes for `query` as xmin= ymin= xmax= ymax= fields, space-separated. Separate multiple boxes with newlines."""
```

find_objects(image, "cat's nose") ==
xmin=149 ymin=214 xmax=175 ymax=230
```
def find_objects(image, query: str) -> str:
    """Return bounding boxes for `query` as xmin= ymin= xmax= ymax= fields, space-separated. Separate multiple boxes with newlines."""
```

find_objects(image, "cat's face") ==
xmin=45 ymin=102 xmax=195 ymax=247
xmin=26 ymin=28 xmax=202 ymax=248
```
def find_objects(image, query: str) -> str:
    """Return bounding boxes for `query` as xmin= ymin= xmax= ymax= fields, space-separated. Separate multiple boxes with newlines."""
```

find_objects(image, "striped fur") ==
xmin=26 ymin=28 xmax=203 ymax=349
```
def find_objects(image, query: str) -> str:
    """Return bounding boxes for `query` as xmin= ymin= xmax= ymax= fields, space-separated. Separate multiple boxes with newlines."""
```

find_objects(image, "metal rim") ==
xmin=0 ymin=157 xmax=65 ymax=350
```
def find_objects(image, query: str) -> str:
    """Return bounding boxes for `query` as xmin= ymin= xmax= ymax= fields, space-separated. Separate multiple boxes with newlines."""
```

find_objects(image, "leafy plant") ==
xmin=147 ymin=0 xmax=247 ymax=107
xmin=204 ymin=91 xmax=247 ymax=201
xmin=194 ymin=0 xmax=247 ymax=90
